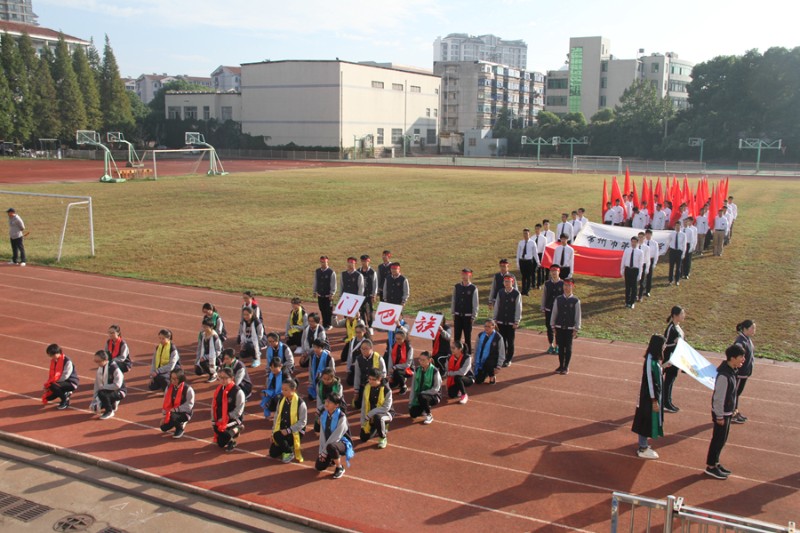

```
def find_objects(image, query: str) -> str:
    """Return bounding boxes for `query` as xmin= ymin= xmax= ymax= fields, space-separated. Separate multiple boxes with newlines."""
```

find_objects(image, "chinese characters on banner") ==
xmin=334 ymin=293 xmax=366 ymax=318
xmin=409 ymin=312 xmax=443 ymax=341
xmin=372 ymin=302 xmax=404 ymax=332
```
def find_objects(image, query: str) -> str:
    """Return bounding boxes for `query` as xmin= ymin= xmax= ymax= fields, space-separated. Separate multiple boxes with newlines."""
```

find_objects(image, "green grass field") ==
xmin=2 ymin=166 xmax=798 ymax=361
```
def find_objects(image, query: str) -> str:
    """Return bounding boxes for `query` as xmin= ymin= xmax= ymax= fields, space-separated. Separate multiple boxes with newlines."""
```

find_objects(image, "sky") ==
xmin=36 ymin=0 xmax=799 ymax=79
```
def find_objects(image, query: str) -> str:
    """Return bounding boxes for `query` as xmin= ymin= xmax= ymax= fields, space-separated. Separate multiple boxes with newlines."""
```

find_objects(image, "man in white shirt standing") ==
xmin=713 ymin=208 xmax=729 ymax=256
xmin=553 ymin=234 xmax=575 ymax=280
xmin=611 ymin=199 xmax=625 ymax=226
xmin=6 ymin=208 xmax=26 ymax=266
xmin=623 ymin=195 xmax=634 ymax=226
xmin=695 ymin=207 xmax=709 ymax=255
xmin=667 ymin=221 xmax=687 ymax=285
xmin=651 ymin=203 xmax=667 ymax=231
xmin=636 ymin=232 xmax=651 ymax=302
xmin=515 ymin=228 xmax=538 ymax=296
xmin=577 ymin=208 xmax=589 ymax=226
xmin=727 ymin=196 xmax=738 ymax=241
xmin=532 ymin=224 xmax=547 ymax=290
xmin=570 ymin=210 xmax=583 ymax=237
xmin=642 ymin=229 xmax=659 ymax=297
xmin=556 ymin=213 xmax=574 ymax=244
xmin=632 ymin=207 xmax=648 ymax=229
xmin=620 ymin=236 xmax=644 ymax=309
xmin=682 ymin=217 xmax=698 ymax=280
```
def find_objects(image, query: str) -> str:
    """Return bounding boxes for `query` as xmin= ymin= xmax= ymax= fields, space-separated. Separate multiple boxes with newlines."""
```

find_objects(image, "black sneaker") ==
xmin=732 ymin=413 xmax=747 ymax=424
xmin=225 ymin=441 xmax=236 ymax=452
xmin=57 ymin=399 xmax=70 ymax=410
xmin=173 ymin=424 xmax=186 ymax=439
xmin=333 ymin=466 xmax=345 ymax=479
xmin=705 ymin=466 xmax=728 ymax=479
xmin=663 ymin=405 xmax=679 ymax=413
xmin=718 ymin=464 xmax=732 ymax=475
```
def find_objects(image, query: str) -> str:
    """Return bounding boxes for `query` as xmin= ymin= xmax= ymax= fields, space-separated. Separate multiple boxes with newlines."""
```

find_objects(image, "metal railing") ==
xmin=611 ymin=492 xmax=796 ymax=533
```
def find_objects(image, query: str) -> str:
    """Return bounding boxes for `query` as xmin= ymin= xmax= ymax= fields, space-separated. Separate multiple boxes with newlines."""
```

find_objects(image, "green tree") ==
xmin=100 ymin=35 xmax=134 ymax=134
xmin=86 ymin=38 xmax=102 ymax=78
xmin=1 ymin=32 xmax=33 ymax=143
xmin=144 ymin=79 xmax=214 ymax=143
xmin=30 ymin=52 xmax=61 ymax=140
xmin=73 ymin=47 xmax=102 ymax=131
xmin=51 ymin=35 xmax=87 ymax=140
xmin=613 ymin=80 xmax=673 ymax=157
xmin=0 ymin=68 xmax=14 ymax=138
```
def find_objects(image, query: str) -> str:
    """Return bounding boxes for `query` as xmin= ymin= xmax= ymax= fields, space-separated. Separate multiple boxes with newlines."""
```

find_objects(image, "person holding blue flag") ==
xmin=308 ymin=339 xmax=334 ymax=401
xmin=315 ymin=392 xmax=354 ymax=479
xmin=473 ymin=320 xmax=505 ymax=385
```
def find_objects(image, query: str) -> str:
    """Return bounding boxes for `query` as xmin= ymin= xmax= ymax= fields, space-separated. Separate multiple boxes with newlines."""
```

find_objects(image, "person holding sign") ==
xmin=632 ymin=335 xmax=666 ymax=459
xmin=451 ymin=268 xmax=479 ymax=354
xmin=6 ymin=208 xmax=26 ymax=266
xmin=408 ymin=351 xmax=442 ymax=425
xmin=662 ymin=306 xmax=686 ymax=413
xmin=553 ymin=234 xmax=575 ymax=280
xmin=705 ymin=344 xmax=745 ymax=479
xmin=359 ymin=255 xmax=378 ymax=329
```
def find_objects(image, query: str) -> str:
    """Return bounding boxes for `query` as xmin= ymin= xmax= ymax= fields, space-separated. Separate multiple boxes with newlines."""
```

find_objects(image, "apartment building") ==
xmin=434 ymin=33 xmax=528 ymax=70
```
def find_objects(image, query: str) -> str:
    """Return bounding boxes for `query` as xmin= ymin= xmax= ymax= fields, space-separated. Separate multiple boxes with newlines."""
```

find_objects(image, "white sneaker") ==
xmin=423 ymin=413 xmax=434 ymax=425
xmin=19 ymin=262 xmax=25 ymax=267
xmin=637 ymin=447 xmax=659 ymax=459
xmin=458 ymin=393 xmax=469 ymax=405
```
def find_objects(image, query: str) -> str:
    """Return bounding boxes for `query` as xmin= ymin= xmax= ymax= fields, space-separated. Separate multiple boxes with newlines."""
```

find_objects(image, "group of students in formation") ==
xmin=630 ymin=306 xmax=757 ymax=479
xmin=609 ymin=194 xmax=738 ymax=309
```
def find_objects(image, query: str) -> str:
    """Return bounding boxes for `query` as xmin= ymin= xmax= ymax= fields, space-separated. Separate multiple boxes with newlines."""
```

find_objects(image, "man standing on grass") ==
xmin=620 ymin=236 xmax=644 ymax=309
xmin=667 ymin=222 xmax=686 ymax=285
xmin=6 ymin=208 xmax=26 ymax=266
xmin=681 ymin=217 xmax=697 ymax=280
xmin=516 ymin=228 xmax=537 ymax=295
xmin=313 ymin=256 xmax=337 ymax=330
xmin=553 ymin=234 xmax=575 ymax=280
xmin=556 ymin=213 xmax=574 ymax=244
xmin=695 ymin=207 xmax=709 ymax=255
xmin=713 ymin=208 xmax=728 ymax=257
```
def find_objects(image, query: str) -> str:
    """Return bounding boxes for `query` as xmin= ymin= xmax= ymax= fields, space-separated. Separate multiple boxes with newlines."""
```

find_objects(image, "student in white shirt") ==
xmin=556 ymin=213 xmax=574 ymax=243
xmin=681 ymin=217 xmax=698 ymax=280
xmin=713 ymin=208 xmax=729 ymax=256
xmin=620 ymin=237 xmax=644 ymax=308
xmin=642 ymin=229 xmax=659 ymax=298
xmin=652 ymin=204 xmax=667 ymax=231
xmin=631 ymin=207 xmax=648 ymax=229
xmin=695 ymin=207 xmax=709 ymax=255
xmin=570 ymin=210 xmax=583 ymax=236
xmin=515 ymin=228 xmax=538 ymax=296
xmin=667 ymin=221 xmax=687 ymax=285
xmin=553 ymin=234 xmax=575 ymax=280
xmin=636 ymin=232 xmax=651 ymax=302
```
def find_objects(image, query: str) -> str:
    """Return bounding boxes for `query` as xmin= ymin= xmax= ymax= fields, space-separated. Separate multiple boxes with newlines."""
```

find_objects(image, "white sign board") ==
xmin=372 ymin=302 xmax=404 ymax=332
xmin=574 ymin=221 xmax=675 ymax=256
xmin=334 ymin=293 xmax=365 ymax=318
xmin=409 ymin=312 xmax=444 ymax=341
xmin=668 ymin=338 xmax=718 ymax=390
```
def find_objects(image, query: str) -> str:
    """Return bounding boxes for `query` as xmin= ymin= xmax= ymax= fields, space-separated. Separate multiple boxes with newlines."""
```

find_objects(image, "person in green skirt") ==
xmin=408 ymin=351 xmax=442 ymax=425
xmin=632 ymin=335 xmax=667 ymax=459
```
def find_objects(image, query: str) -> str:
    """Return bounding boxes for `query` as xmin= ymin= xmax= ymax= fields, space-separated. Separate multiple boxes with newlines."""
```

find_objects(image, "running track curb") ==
xmin=0 ymin=429 xmax=358 ymax=533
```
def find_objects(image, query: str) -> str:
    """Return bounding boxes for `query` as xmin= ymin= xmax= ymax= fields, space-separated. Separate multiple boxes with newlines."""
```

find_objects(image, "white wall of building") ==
xmin=164 ymin=92 xmax=242 ymax=122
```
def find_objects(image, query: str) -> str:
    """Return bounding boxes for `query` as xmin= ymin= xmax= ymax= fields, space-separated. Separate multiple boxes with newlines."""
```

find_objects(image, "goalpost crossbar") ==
xmin=150 ymin=148 xmax=216 ymax=180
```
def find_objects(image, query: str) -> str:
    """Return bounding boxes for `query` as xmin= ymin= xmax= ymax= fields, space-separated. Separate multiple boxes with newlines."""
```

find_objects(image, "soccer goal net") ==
xmin=141 ymin=148 xmax=216 ymax=180
xmin=572 ymin=155 xmax=623 ymax=175
xmin=0 ymin=191 xmax=95 ymax=263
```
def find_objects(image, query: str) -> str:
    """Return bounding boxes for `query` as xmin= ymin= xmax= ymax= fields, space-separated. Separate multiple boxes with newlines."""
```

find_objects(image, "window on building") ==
xmin=547 ymin=78 xmax=567 ymax=89
xmin=651 ymin=63 xmax=659 ymax=73
xmin=413 ymin=128 xmax=420 ymax=135
xmin=427 ymin=129 xmax=436 ymax=145
xmin=203 ymin=106 xmax=210 ymax=120
xmin=167 ymin=106 xmax=180 ymax=120
xmin=468 ymin=138 xmax=477 ymax=147
xmin=433 ymin=109 xmax=438 ymax=117
xmin=391 ymin=128 xmax=402 ymax=144
xmin=372 ymin=81 xmax=384 ymax=89
xmin=183 ymin=106 xmax=197 ymax=119
xmin=600 ymin=96 xmax=607 ymax=107
xmin=426 ymin=108 xmax=430 ymax=117
xmin=601 ymin=61 xmax=608 ymax=73
xmin=221 ymin=106 xmax=233 ymax=121
xmin=545 ymin=96 xmax=568 ymax=107
xmin=434 ymin=88 xmax=439 ymax=94
xmin=392 ymin=83 xmax=403 ymax=91
xmin=377 ymin=128 xmax=384 ymax=145
xmin=600 ymin=77 xmax=607 ymax=89
xmin=410 ymin=85 xmax=421 ymax=93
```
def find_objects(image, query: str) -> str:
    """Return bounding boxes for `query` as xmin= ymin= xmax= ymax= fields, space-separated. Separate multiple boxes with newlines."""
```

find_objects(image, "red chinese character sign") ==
xmin=410 ymin=312 xmax=443 ymax=341
xmin=334 ymin=293 xmax=366 ymax=318
xmin=372 ymin=302 xmax=404 ymax=332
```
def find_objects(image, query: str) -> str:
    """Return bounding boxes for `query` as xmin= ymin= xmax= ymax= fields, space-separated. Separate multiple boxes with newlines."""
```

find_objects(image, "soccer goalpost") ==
xmin=0 ymin=190 xmax=95 ymax=263
xmin=147 ymin=132 xmax=227 ymax=180
xmin=572 ymin=155 xmax=623 ymax=175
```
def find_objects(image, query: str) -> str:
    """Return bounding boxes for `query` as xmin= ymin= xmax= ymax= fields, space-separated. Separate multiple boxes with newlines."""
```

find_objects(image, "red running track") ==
xmin=0 ymin=265 xmax=797 ymax=531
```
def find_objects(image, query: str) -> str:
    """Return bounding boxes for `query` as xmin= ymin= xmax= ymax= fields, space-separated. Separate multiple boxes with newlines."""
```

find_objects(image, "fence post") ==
xmin=664 ymin=495 xmax=676 ymax=532
xmin=610 ymin=493 xmax=620 ymax=533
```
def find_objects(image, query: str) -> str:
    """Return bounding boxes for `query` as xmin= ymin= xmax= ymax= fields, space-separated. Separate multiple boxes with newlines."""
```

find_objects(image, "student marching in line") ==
xmin=408 ymin=351 xmax=442 ymax=425
xmin=149 ymin=329 xmax=180 ymax=392
xmin=315 ymin=392 xmax=354 ymax=479
xmin=195 ymin=317 xmax=222 ymax=382
xmin=269 ymin=378 xmax=308 ymax=463
xmin=90 ymin=349 xmax=127 ymax=420
xmin=632 ymin=335 xmax=666 ymax=459
xmin=42 ymin=344 xmax=79 ymax=410
xmin=445 ymin=341 xmax=474 ymax=404
xmin=541 ymin=264 xmax=564 ymax=355
xmin=360 ymin=367 xmax=393 ymax=449
xmin=160 ymin=369 xmax=195 ymax=439
xmin=550 ymin=279 xmax=581 ymax=375
xmin=732 ymin=319 xmax=756 ymax=424
xmin=211 ymin=367 xmax=245 ymax=452
xmin=705 ymin=344 xmax=746 ymax=479
xmin=662 ymin=306 xmax=686 ymax=413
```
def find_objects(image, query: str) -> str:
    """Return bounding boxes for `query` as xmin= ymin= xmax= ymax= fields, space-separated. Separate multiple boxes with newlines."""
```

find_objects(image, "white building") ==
xmin=164 ymin=91 xmax=242 ymax=122
xmin=211 ymin=65 xmax=241 ymax=92
xmin=434 ymin=33 xmax=528 ymax=70
xmin=0 ymin=20 xmax=88 ymax=55
xmin=135 ymin=73 xmax=213 ymax=104
xmin=545 ymin=36 xmax=693 ymax=119
xmin=0 ymin=0 xmax=36 ymax=24
xmin=435 ymin=60 xmax=544 ymax=134
xmin=239 ymin=60 xmax=440 ymax=150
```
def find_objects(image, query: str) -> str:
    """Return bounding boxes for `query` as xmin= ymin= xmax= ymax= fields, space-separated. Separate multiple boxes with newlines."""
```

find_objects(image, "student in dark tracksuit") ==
xmin=315 ymin=392 xmax=353 ymax=479
xmin=445 ymin=341 xmax=473 ymax=403
xmin=732 ymin=319 xmax=756 ymax=424
xmin=541 ymin=265 xmax=564 ymax=355
xmin=451 ymin=268 xmax=478 ymax=355
xmin=493 ymin=275 xmax=521 ymax=367
xmin=705 ymin=344 xmax=745 ymax=479
xmin=313 ymin=256 xmax=337 ymax=330
xmin=42 ymin=344 xmax=79 ymax=409
xmin=473 ymin=320 xmax=505 ymax=384
xmin=662 ymin=306 xmax=685 ymax=413
xmin=550 ymin=279 xmax=581 ymax=375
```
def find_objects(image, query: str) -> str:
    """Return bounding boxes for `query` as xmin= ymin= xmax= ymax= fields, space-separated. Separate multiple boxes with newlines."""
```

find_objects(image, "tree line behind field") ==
xmin=495 ymin=47 xmax=800 ymax=164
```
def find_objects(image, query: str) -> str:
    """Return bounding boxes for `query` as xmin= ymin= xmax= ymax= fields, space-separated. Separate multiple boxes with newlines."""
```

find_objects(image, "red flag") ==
xmin=708 ymin=184 xmax=718 ymax=226
xmin=632 ymin=182 xmax=640 ymax=210
xmin=602 ymin=179 xmax=609 ymax=218
xmin=654 ymin=177 xmax=663 ymax=206
xmin=724 ymin=177 xmax=730 ymax=200
xmin=624 ymin=167 xmax=631 ymax=197
xmin=611 ymin=176 xmax=623 ymax=207
xmin=664 ymin=179 xmax=672 ymax=209
xmin=688 ymin=186 xmax=696 ymax=219
xmin=682 ymin=176 xmax=690 ymax=205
